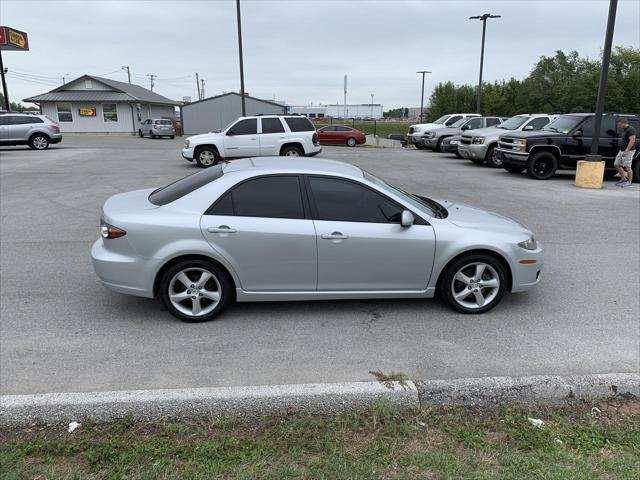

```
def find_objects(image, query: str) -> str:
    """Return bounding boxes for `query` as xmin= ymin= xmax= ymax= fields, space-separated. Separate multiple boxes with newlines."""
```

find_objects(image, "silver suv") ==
xmin=0 ymin=113 xmax=62 ymax=150
xmin=138 ymin=118 xmax=176 ymax=139
xmin=458 ymin=114 xmax=558 ymax=168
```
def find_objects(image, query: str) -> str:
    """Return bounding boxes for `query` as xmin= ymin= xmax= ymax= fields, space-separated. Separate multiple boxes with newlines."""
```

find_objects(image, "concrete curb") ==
xmin=0 ymin=381 xmax=418 ymax=427
xmin=1 ymin=373 xmax=637 ymax=426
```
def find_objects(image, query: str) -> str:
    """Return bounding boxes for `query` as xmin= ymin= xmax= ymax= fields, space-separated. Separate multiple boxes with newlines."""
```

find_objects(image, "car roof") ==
xmin=222 ymin=157 xmax=364 ymax=178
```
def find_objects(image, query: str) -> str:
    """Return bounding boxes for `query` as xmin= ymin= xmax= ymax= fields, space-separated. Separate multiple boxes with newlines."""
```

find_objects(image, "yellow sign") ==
xmin=8 ymin=29 xmax=27 ymax=49
xmin=79 ymin=108 xmax=96 ymax=117
xmin=0 ymin=26 xmax=29 ymax=51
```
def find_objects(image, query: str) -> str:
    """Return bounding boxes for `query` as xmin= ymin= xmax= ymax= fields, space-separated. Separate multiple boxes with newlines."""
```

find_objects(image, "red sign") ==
xmin=0 ymin=26 xmax=29 ymax=51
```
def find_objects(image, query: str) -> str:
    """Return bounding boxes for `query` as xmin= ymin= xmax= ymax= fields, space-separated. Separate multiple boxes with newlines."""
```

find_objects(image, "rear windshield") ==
xmin=284 ymin=117 xmax=315 ymax=132
xmin=155 ymin=119 xmax=172 ymax=125
xmin=149 ymin=165 xmax=224 ymax=205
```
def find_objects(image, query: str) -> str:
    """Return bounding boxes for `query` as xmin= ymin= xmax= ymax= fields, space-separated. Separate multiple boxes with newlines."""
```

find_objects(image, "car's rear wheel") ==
xmin=439 ymin=254 xmax=507 ymax=314
xmin=504 ymin=164 xmax=526 ymax=174
xmin=159 ymin=260 xmax=232 ymax=323
xmin=281 ymin=145 xmax=303 ymax=156
xmin=195 ymin=147 xmax=220 ymax=168
xmin=29 ymin=134 xmax=50 ymax=150
xmin=526 ymin=151 xmax=557 ymax=180
xmin=485 ymin=145 xmax=502 ymax=168
xmin=346 ymin=137 xmax=357 ymax=147
xmin=170 ymin=135 xmax=175 ymax=139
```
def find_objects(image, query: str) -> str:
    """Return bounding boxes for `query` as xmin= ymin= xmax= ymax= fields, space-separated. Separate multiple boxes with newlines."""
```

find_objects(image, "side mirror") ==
xmin=226 ymin=129 xmax=236 ymax=136
xmin=523 ymin=125 xmax=534 ymax=131
xmin=572 ymin=129 xmax=583 ymax=137
xmin=401 ymin=210 xmax=414 ymax=227
xmin=605 ymin=129 xmax=617 ymax=137
xmin=461 ymin=125 xmax=470 ymax=131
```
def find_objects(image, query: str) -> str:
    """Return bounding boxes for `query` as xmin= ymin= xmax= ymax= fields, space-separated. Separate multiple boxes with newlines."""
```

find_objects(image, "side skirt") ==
xmin=236 ymin=288 xmax=436 ymax=302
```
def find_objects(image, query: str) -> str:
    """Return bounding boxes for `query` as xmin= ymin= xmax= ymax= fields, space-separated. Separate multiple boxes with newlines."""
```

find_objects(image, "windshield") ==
xmin=543 ymin=115 xmax=583 ymax=134
xmin=450 ymin=118 xmax=468 ymax=128
xmin=433 ymin=115 xmax=449 ymax=124
xmin=497 ymin=116 xmax=529 ymax=130
xmin=363 ymin=171 xmax=442 ymax=218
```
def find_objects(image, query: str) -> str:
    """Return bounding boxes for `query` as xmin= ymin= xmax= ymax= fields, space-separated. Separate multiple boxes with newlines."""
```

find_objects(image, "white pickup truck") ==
xmin=407 ymin=113 xmax=480 ymax=149
xmin=182 ymin=115 xmax=322 ymax=167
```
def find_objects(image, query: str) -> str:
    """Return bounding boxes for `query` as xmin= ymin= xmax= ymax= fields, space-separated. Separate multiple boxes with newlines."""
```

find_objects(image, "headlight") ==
xmin=184 ymin=139 xmax=190 ymax=148
xmin=518 ymin=236 xmax=537 ymax=250
xmin=471 ymin=136 xmax=485 ymax=144
xmin=518 ymin=139 xmax=527 ymax=152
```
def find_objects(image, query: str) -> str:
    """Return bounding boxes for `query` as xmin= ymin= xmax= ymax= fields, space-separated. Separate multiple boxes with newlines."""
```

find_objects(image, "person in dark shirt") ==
xmin=614 ymin=118 xmax=636 ymax=188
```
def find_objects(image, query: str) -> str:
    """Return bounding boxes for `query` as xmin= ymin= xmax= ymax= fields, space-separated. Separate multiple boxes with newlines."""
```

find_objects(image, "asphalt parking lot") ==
xmin=1 ymin=135 xmax=638 ymax=395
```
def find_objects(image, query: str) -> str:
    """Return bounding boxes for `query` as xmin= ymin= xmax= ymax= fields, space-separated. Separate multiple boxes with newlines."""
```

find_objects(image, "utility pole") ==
xmin=589 ymin=0 xmax=618 ymax=158
xmin=416 ymin=70 xmax=431 ymax=122
xmin=146 ymin=74 xmax=156 ymax=91
xmin=343 ymin=75 xmax=347 ymax=119
xmin=122 ymin=65 xmax=131 ymax=84
xmin=62 ymin=73 xmax=70 ymax=85
xmin=236 ymin=0 xmax=246 ymax=115
xmin=370 ymin=93 xmax=374 ymax=119
xmin=195 ymin=72 xmax=201 ymax=100
xmin=0 ymin=49 xmax=9 ymax=110
xmin=469 ymin=13 xmax=501 ymax=113
xmin=200 ymin=78 xmax=206 ymax=99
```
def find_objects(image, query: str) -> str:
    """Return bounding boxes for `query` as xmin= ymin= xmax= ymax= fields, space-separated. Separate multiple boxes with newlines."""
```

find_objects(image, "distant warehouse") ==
xmin=288 ymin=104 xmax=384 ymax=119
xmin=181 ymin=92 xmax=286 ymax=135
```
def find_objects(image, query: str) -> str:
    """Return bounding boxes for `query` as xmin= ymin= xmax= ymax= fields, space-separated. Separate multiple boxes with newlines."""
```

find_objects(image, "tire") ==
xmin=439 ymin=253 xmax=507 ymax=314
xmin=484 ymin=145 xmax=502 ymax=168
xmin=632 ymin=156 xmax=639 ymax=183
xmin=503 ymin=164 xmax=526 ymax=174
xmin=454 ymin=151 xmax=463 ymax=159
xmin=470 ymin=157 xmax=485 ymax=165
xmin=138 ymin=130 xmax=143 ymax=138
xmin=29 ymin=134 xmax=50 ymax=150
xmin=415 ymin=144 xmax=427 ymax=150
xmin=195 ymin=147 xmax=221 ymax=168
xmin=346 ymin=137 xmax=357 ymax=147
xmin=526 ymin=151 xmax=558 ymax=180
xmin=436 ymin=138 xmax=445 ymax=153
xmin=150 ymin=130 xmax=156 ymax=139
xmin=159 ymin=259 xmax=233 ymax=323
xmin=170 ymin=135 xmax=175 ymax=139
xmin=281 ymin=145 xmax=304 ymax=157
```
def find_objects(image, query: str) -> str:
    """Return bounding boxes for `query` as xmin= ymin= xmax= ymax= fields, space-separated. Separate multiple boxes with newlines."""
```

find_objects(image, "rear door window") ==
xmin=261 ymin=117 xmax=285 ymax=134
xmin=284 ymin=117 xmax=315 ymax=132
xmin=230 ymin=176 xmax=304 ymax=219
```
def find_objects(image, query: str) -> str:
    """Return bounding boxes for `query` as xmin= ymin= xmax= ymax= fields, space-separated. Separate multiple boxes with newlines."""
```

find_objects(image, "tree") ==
xmin=0 ymin=93 xmax=38 ymax=112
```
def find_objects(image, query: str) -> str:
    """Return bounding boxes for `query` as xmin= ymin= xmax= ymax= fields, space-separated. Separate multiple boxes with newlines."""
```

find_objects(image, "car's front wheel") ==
xmin=346 ymin=137 xmax=357 ymax=147
xmin=485 ymin=145 xmax=502 ymax=168
xmin=526 ymin=151 xmax=558 ymax=180
xmin=29 ymin=134 xmax=50 ymax=150
xmin=195 ymin=147 xmax=220 ymax=168
xmin=439 ymin=253 xmax=507 ymax=314
xmin=159 ymin=259 xmax=232 ymax=322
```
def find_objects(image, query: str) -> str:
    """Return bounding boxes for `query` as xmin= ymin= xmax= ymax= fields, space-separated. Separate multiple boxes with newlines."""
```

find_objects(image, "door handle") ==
xmin=207 ymin=225 xmax=237 ymax=234
xmin=321 ymin=232 xmax=348 ymax=240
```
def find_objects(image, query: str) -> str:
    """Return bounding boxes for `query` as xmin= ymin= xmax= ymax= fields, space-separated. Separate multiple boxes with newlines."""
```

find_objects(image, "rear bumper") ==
xmin=307 ymin=147 xmax=322 ymax=157
xmin=152 ymin=129 xmax=175 ymax=136
xmin=91 ymin=239 xmax=154 ymax=298
xmin=50 ymin=134 xmax=62 ymax=144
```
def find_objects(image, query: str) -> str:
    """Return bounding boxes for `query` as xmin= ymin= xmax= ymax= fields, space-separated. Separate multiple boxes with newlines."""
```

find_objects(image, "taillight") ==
xmin=153 ymin=124 xmax=158 ymax=129
xmin=100 ymin=221 xmax=126 ymax=239
xmin=312 ymin=133 xmax=318 ymax=145
xmin=50 ymin=123 xmax=59 ymax=129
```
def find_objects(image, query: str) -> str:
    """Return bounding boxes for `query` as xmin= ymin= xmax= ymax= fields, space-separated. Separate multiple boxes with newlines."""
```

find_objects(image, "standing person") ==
xmin=614 ymin=118 xmax=636 ymax=188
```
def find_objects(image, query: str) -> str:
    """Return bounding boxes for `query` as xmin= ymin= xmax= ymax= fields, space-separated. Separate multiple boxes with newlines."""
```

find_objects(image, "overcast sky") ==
xmin=1 ymin=0 xmax=638 ymax=109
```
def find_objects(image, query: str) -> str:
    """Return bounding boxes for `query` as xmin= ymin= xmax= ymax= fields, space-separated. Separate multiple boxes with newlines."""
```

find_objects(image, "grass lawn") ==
xmin=314 ymin=121 xmax=414 ymax=138
xmin=1 ymin=398 xmax=638 ymax=479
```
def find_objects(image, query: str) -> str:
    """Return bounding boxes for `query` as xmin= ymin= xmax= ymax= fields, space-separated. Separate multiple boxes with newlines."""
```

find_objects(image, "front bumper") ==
xmin=441 ymin=141 xmax=459 ymax=153
xmin=458 ymin=143 xmax=488 ymax=159
xmin=181 ymin=146 xmax=195 ymax=161
xmin=91 ymin=239 xmax=154 ymax=298
xmin=420 ymin=137 xmax=438 ymax=148
xmin=510 ymin=242 xmax=544 ymax=293
xmin=407 ymin=134 xmax=422 ymax=145
xmin=496 ymin=148 xmax=529 ymax=165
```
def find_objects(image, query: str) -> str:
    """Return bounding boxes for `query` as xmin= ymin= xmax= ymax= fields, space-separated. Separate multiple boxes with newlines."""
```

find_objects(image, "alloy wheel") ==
xmin=168 ymin=268 xmax=221 ymax=317
xmin=199 ymin=150 xmax=216 ymax=165
xmin=450 ymin=262 xmax=500 ymax=310
xmin=533 ymin=158 xmax=552 ymax=177
xmin=284 ymin=149 xmax=300 ymax=156
xmin=32 ymin=136 xmax=48 ymax=149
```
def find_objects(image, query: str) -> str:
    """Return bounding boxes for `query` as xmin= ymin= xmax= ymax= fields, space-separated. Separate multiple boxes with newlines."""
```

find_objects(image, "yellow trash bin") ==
xmin=575 ymin=160 xmax=605 ymax=189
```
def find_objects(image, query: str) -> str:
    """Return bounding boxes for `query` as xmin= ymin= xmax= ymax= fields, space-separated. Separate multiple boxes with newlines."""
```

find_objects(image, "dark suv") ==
xmin=0 ymin=113 xmax=62 ymax=149
xmin=496 ymin=113 xmax=640 ymax=180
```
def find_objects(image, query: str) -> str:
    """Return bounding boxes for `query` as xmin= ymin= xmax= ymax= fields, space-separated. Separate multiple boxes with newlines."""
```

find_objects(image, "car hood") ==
xmin=462 ymin=126 xmax=502 ymax=137
xmin=409 ymin=123 xmax=443 ymax=132
xmin=499 ymin=130 xmax=563 ymax=140
xmin=429 ymin=126 xmax=462 ymax=136
xmin=187 ymin=131 xmax=223 ymax=142
xmin=437 ymin=199 xmax=531 ymax=235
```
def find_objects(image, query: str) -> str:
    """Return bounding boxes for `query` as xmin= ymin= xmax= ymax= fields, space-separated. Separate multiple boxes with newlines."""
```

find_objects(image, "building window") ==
xmin=103 ymin=104 xmax=118 ymax=122
xmin=85 ymin=79 xmax=93 ymax=89
xmin=57 ymin=103 xmax=73 ymax=122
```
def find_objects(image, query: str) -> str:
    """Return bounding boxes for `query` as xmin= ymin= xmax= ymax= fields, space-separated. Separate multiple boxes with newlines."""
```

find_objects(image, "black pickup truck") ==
xmin=496 ymin=113 xmax=640 ymax=180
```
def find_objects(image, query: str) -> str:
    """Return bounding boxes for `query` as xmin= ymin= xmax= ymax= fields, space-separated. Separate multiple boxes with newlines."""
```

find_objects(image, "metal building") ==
xmin=181 ymin=92 xmax=286 ymax=135
xmin=288 ymin=104 xmax=384 ymax=119
xmin=23 ymin=75 xmax=177 ymax=133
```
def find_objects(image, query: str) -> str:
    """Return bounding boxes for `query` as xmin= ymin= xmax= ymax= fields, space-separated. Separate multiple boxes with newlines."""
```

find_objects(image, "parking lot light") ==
xmin=469 ymin=14 xmax=501 ymax=113
xmin=416 ymin=70 xmax=432 ymax=123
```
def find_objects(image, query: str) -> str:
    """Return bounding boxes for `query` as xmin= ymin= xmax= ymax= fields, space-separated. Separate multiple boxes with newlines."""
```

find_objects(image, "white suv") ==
xmin=407 ymin=113 xmax=480 ymax=149
xmin=182 ymin=115 xmax=322 ymax=167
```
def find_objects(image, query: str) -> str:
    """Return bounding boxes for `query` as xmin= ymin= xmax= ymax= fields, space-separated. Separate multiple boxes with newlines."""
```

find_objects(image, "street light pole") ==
xmin=589 ymin=0 xmax=618 ymax=158
xmin=416 ymin=70 xmax=431 ymax=122
xmin=236 ymin=0 xmax=246 ymax=116
xmin=370 ymin=93 xmax=374 ymax=118
xmin=469 ymin=13 xmax=501 ymax=113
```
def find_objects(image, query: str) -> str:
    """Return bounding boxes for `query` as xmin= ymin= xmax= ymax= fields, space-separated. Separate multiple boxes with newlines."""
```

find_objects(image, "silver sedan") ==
xmin=91 ymin=157 xmax=543 ymax=322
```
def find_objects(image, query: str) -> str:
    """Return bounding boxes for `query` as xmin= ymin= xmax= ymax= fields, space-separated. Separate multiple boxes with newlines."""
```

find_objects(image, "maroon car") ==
xmin=316 ymin=125 xmax=367 ymax=147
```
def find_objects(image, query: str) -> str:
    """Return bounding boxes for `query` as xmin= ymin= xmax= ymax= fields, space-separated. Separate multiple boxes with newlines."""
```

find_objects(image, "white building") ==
xmin=23 ymin=75 xmax=178 ymax=133
xmin=288 ymin=103 xmax=384 ymax=119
